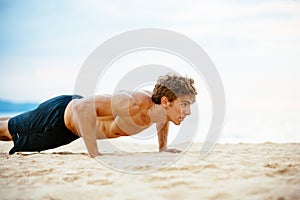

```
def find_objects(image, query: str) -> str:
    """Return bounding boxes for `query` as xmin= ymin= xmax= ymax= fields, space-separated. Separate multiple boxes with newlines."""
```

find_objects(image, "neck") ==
xmin=149 ymin=103 xmax=167 ymax=123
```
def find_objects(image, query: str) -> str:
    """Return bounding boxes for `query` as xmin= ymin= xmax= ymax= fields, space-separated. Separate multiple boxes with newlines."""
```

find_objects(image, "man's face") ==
xmin=165 ymin=96 xmax=194 ymax=125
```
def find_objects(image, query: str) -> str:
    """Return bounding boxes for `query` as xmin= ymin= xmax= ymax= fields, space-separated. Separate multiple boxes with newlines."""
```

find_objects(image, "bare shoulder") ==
xmin=111 ymin=90 xmax=150 ymax=101
xmin=93 ymin=94 xmax=113 ymax=103
xmin=132 ymin=90 xmax=153 ymax=109
xmin=69 ymin=94 xmax=111 ymax=104
xmin=110 ymin=90 xmax=152 ymax=111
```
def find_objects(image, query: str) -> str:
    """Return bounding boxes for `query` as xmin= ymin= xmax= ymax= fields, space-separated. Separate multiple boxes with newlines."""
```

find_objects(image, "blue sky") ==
xmin=1 ymin=0 xmax=300 ymax=142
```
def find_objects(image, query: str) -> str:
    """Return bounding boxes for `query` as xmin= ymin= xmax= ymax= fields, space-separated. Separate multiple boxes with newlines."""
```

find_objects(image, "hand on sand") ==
xmin=160 ymin=148 xmax=181 ymax=153
xmin=89 ymin=151 xmax=114 ymax=158
xmin=94 ymin=152 xmax=114 ymax=158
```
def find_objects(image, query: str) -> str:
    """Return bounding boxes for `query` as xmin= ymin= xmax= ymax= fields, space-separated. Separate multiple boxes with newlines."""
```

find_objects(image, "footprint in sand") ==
xmin=265 ymin=163 xmax=295 ymax=176
xmin=87 ymin=179 xmax=113 ymax=185
xmin=264 ymin=163 xmax=280 ymax=168
xmin=62 ymin=176 xmax=79 ymax=182
xmin=23 ymin=168 xmax=54 ymax=176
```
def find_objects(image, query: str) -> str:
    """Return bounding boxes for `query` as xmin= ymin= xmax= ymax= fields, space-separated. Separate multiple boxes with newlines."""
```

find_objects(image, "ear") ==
xmin=160 ymin=96 xmax=170 ymax=108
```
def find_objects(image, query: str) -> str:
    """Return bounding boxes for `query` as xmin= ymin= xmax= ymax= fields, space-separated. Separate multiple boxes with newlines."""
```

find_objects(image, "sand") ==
xmin=0 ymin=139 xmax=299 ymax=200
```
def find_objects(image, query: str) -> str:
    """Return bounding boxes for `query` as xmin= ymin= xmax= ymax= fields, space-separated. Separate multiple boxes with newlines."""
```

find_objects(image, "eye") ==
xmin=181 ymin=102 xmax=189 ymax=107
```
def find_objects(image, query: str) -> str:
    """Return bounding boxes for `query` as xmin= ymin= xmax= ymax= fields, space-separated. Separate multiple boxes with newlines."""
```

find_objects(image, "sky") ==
xmin=0 ymin=0 xmax=300 ymax=143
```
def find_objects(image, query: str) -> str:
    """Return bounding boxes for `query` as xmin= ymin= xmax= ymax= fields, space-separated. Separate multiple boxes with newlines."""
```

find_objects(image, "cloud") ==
xmin=0 ymin=55 xmax=81 ymax=102
xmin=166 ymin=1 xmax=300 ymax=22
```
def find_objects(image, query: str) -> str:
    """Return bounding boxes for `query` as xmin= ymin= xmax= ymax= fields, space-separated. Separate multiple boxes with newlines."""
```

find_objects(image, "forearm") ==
xmin=74 ymin=103 xmax=100 ymax=157
xmin=157 ymin=122 xmax=181 ymax=153
xmin=157 ymin=122 xmax=169 ymax=152
xmin=158 ymin=131 xmax=167 ymax=151
xmin=80 ymin=123 xmax=100 ymax=157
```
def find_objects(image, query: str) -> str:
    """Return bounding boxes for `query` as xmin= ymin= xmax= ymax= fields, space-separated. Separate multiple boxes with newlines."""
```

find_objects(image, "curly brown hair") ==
xmin=151 ymin=73 xmax=197 ymax=104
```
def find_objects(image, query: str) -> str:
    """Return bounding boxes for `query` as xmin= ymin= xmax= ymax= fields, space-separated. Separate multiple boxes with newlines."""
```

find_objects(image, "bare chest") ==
xmin=97 ymin=112 xmax=152 ymax=138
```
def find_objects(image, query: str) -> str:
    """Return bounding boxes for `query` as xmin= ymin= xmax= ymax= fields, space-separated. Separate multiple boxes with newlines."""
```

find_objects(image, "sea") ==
xmin=0 ymin=112 xmax=22 ymax=118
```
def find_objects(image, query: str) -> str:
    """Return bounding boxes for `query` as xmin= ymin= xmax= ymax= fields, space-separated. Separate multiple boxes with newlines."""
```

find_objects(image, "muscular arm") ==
xmin=157 ymin=121 xmax=169 ymax=151
xmin=72 ymin=92 xmax=143 ymax=157
xmin=157 ymin=121 xmax=181 ymax=153
xmin=72 ymin=95 xmax=112 ymax=157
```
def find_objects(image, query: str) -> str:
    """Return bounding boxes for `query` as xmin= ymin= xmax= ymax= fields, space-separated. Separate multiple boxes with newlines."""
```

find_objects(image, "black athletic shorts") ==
xmin=8 ymin=95 xmax=82 ymax=154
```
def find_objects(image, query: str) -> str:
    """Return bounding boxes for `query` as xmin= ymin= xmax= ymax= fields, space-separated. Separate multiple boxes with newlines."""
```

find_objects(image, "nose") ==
xmin=183 ymin=107 xmax=191 ymax=116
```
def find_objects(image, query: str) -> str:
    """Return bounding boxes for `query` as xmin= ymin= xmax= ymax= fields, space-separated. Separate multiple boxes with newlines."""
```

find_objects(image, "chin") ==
xmin=173 ymin=121 xmax=181 ymax=125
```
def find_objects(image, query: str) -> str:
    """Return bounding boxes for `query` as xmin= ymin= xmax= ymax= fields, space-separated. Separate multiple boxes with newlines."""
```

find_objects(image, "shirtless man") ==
xmin=0 ymin=73 xmax=197 ymax=157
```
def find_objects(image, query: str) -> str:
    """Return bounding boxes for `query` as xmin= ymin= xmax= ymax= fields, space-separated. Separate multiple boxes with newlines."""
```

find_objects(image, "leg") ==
xmin=0 ymin=117 xmax=11 ymax=121
xmin=0 ymin=119 xmax=12 ymax=141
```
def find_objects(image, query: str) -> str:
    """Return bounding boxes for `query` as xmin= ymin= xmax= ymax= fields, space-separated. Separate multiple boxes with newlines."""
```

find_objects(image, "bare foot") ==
xmin=0 ymin=120 xmax=12 ymax=141
xmin=0 ymin=136 xmax=12 ymax=141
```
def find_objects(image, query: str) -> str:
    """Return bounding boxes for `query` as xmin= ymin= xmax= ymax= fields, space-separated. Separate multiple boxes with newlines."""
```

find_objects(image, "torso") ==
xmin=95 ymin=115 xmax=151 ymax=138
xmin=64 ymin=91 xmax=155 ymax=139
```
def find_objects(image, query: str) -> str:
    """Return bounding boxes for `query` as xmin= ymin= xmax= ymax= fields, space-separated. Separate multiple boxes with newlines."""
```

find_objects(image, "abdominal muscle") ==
xmin=96 ymin=116 xmax=127 ymax=138
xmin=97 ymin=115 xmax=151 ymax=139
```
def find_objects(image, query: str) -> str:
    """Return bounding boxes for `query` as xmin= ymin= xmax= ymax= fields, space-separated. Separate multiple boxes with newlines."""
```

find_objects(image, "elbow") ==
xmin=73 ymin=101 xmax=83 ymax=112
xmin=73 ymin=100 xmax=97 ymax=117
xmin=73 ymin=101 xmax=88 ymax=115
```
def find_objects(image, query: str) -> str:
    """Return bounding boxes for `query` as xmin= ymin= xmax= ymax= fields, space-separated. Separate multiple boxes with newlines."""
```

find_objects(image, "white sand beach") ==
xmin=0 ymin=140 xmax=299 ymax=200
